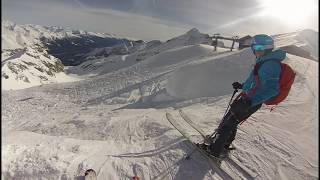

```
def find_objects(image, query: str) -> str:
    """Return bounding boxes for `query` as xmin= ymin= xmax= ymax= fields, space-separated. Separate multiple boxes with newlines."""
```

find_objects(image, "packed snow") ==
xmin=1 ymin=22 xmax=319 ymax=180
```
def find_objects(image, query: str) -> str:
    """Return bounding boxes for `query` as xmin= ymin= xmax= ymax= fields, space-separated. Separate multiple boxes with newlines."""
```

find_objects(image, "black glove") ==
xmin=230 ymin=98 xmax=251 ymax=117
xmin=232 ymin=82 xmax=243 ymax=90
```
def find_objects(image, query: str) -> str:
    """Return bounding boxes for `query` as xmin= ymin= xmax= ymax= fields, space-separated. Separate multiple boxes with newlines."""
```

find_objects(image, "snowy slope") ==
xmin=2 ymin=21 xmax=319 ymax=180
xmin=67 ymin=27 xmax=225 ymax=77
xmin=2 ymin=28 xmax=318 ymax=180
xmin=69 ymin=44 xmax=229 ymax=77
xmin=1 ymin=21 xmax=219 ymax=91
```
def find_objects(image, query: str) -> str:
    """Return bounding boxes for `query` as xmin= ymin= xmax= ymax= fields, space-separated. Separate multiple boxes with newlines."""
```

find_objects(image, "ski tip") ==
xmin=85 ymin=169 xmax=96 ymax=174
xmin=85 ymin=169 xmax=96 ymax=180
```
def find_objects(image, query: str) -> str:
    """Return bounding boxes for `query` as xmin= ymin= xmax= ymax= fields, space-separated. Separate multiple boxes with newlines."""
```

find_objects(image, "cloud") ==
xmin=2 ymin=0 xmax=318 ymax=40
xmin=2 ymin=0 xmax=191 ymax=40
xmin=72 ymin=0 xmax=87 ymax=9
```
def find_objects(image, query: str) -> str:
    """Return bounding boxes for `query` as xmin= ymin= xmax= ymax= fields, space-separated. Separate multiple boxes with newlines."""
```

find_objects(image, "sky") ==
xmin=2 ymin=0 xmax=319 ymax=41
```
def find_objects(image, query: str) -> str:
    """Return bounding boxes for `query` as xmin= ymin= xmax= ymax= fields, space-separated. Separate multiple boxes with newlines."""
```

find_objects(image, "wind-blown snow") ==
xmin=273 ymin=30 xmax=319 ymax=61
xmin=166 ymin=49 xmax=255 ymax=99
xmin=1 ymin=25 xmax=318 ymax=180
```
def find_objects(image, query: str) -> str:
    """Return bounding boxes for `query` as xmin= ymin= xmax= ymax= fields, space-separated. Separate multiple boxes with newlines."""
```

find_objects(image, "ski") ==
xmin=174 ymin=111 xmax=256 ymax=179
xmin=167 ymin=110 xmax=256 ymax=179
xmin=179 ymin=109 xmax=224 ymax=145
xmin=165 ymin=112 xmax=235 ymax=179
xmin=178 ymin=109 xmax=208 ymax=140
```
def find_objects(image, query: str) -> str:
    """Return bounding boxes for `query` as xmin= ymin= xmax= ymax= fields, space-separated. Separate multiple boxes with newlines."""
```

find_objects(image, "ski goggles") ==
xmin=251 ymin=44 xmax=274 ymax=51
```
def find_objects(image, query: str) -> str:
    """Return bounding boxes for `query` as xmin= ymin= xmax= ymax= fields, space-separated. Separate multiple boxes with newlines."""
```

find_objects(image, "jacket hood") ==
xmin=256 ymin=49 xmax=286 ymax=63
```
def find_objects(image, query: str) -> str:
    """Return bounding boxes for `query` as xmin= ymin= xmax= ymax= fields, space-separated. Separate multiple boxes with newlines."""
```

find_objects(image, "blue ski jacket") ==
xmin=242 ymin=49 xmax=286 ymax=106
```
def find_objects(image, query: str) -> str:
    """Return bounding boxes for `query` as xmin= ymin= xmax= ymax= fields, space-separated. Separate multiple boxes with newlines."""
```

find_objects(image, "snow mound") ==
xmin=273 ymin=30 xmax=318 ymax=61
xmin=143 ymin=44 xmax=216 ymax=69
xmin=296 ymin=29 xmax=319 ymax=59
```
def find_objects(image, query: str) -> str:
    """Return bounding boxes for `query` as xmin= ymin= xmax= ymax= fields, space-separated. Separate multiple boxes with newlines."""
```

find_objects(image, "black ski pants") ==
xmin=210 ymin=98 xmax=262 ymax=156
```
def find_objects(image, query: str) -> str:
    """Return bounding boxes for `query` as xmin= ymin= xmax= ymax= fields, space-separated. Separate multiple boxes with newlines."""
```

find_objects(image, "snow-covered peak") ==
xmin=1 ymin=47 xmax=78 ymax=90
xmin=167 ymin=28 xmax=210 ymax=44
xmin=123 ymin=28 xmax=215 ymax=62
xmin=1 ymin=20 xmax=114 ymax=50
xmin=2 ymin=19 xmax=16 ymax=28
xmin=186 ymin=28 xmax=201 ymax=35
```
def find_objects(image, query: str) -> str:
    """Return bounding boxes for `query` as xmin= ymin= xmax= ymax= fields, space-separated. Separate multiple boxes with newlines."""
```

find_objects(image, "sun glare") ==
xmin=258 ymin=0 xmax=317 ymax=26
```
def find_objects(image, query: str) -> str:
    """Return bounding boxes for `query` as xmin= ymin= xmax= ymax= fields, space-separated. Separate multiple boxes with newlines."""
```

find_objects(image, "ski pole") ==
xmin=223 ymin=89 xmax=238 ymax=118
xmin=209 ymin=89 xmax=238 ymax=138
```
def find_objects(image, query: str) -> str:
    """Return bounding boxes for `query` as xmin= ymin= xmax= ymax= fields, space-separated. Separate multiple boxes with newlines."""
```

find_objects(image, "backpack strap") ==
xmin=253 ymin=59 xmax=281 ymax=76
xmin=245 ymin=59 xmax=281 ymax=97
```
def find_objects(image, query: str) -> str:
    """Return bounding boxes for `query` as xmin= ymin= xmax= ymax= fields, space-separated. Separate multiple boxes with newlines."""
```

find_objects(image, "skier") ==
xmin=202 ymin=34 xmax=293 ymax=158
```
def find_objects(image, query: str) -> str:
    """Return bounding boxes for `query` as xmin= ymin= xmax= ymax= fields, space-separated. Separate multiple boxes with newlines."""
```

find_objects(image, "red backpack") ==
xmin=253 ymin=60 xmax=296 ymax=105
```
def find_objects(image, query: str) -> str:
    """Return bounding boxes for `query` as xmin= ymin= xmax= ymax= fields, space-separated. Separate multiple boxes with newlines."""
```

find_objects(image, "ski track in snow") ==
xmin=2 ymin=42 xmax=318 ymax=179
